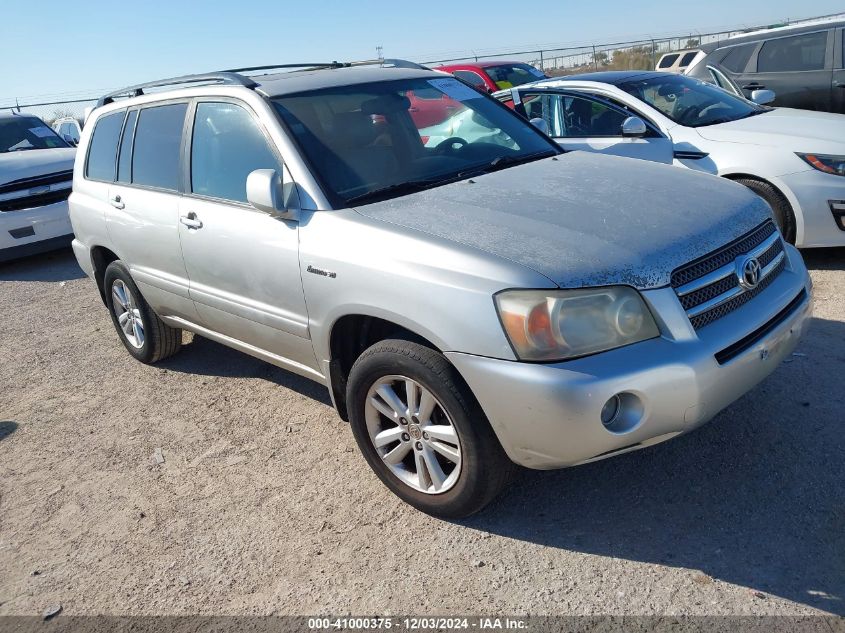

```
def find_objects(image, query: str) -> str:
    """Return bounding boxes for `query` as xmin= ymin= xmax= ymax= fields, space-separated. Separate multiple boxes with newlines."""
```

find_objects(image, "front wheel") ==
xmin=346 ymin=339 xmax=513 ymax=518
xmin=734 ymin=177 xmax=797 ymax=244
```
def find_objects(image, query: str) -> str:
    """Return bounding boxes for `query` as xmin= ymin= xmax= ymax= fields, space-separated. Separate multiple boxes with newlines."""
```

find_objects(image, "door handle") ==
xmin=742 ymin=83 xmax=765 ymax=90
xmin=179 ymin=213 xmax=203 ymax=229
xmin=109 ymin=194 xmax=124 ymax=210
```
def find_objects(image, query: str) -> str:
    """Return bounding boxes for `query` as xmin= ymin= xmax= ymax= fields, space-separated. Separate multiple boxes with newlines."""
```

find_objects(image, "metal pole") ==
xmin=650 ymin=40 xmax=656 ymax=69
xmin=592 ymin=45 xmax=598 ymax=70
xmin=539 ymin=50 xmax=544 ymax=71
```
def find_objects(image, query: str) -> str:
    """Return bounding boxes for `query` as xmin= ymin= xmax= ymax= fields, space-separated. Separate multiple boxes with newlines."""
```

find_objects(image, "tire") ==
xmin=103 ymin=261 xmax=182 ymax=364
xmin=734 ymin=177 xmax=796 ymax=244
xmin=346 ymin=339 xmax=514 ymax=518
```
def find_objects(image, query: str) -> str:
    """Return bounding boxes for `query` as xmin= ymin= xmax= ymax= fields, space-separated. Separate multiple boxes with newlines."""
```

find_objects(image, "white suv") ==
xmin=69 ymin=62 xmax=812 ymax=517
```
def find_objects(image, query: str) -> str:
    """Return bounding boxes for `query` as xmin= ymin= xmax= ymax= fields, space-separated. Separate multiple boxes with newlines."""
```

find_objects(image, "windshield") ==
xmin=618 ymin=74 xmax=767 ymax=127
xmin=0 ymin=116 xmax=69 ymax=153
xmin=272 ymin=77 xmax=557 ymax=206
xmin=484 ymin=63 xmax=547 ymax=90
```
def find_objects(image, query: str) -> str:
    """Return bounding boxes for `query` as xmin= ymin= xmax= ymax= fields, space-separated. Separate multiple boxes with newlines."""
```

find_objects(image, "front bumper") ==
xmin=447 ymin=244 xmax=812 ymax=469
xmin=0 ymin=200 xmax=73 ymax=262
xmin=778 ymin=169 xmax=845 ymax=247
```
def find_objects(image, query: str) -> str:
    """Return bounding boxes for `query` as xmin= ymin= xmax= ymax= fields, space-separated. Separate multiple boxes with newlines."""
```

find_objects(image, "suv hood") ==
xmin=0 ymin=147 xmax=76 ymax=187
xmin=695 ymin=108 xmax=845 ymax=153
xmin=354 ymin=153 xmax=771 ymax=289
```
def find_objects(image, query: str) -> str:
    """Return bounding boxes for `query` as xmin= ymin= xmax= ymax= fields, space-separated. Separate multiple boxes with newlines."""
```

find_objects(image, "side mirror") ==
xmin=751 ymin=89 xmax=775 ymax=105
xmin=529 ymin=117 xmax=549 ymax=136
xmin=621 ymin=116 xmax=647 ymax=138
xmin=246 ymin=169 xmax=298 ymax=221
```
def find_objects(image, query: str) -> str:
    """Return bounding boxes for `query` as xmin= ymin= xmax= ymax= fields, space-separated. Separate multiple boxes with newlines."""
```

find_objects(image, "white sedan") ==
xmin=495 ymin=71 xmax=845 ymax=248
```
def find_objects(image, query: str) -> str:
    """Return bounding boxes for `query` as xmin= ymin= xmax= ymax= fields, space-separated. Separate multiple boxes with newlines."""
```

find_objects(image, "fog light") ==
xmin=600 ymin=395 xmax=621 ymax=427
xmin=599 ymin=392 xmax=645 ymax=434
xmin=829 ymin=200 xmax=845 ymax=231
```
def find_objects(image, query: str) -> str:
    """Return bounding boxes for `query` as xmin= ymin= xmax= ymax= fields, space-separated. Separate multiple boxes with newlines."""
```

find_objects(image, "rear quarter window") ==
xmin=680 ymin=52 xmax=698 ymax=66
xmin=85 ymin=111 xmax=125 ymax=181
xmin=757 ymin=31 xmax=827 ymax=72
xmin=658 ymin=54 xmax=680 ymax=69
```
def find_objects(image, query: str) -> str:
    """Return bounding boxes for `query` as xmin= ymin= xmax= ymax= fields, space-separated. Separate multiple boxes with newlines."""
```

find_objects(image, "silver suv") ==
xmin=69 ymin=61 xmax=813 ymax=517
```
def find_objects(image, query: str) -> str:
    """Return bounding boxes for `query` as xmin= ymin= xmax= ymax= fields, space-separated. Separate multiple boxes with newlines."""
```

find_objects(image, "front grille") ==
xmin=0 ymin=187 xmax=71 ymax=212
xmin=671 ymin=220 xmax=786 ymax=330
xmin=671 ymin=221 xmax=776 ymax=287
xmin=0 ymin=170 xmax=73 ymax=195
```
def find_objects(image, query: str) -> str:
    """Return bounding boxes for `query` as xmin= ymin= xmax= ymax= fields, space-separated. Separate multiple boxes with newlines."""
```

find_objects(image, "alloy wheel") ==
xmin=364 ymin=375 xmax=462 ymax=494
xmin=111 ymin=279 xmax=145 ymax=349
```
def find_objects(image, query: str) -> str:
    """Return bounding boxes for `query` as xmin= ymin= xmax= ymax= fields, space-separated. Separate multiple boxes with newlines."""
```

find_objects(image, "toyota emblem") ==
xmin=737 ymin=256 xmax=762 ymax=290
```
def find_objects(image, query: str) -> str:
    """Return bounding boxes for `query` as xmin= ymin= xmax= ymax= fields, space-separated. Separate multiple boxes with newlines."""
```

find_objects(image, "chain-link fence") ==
xmin=2 ymin=11 xmax=842 ymax=122
xmin=422 ymin=12 xmax=845 ymax=76
xmin=0 ymin=97 xmax=97 ymax=126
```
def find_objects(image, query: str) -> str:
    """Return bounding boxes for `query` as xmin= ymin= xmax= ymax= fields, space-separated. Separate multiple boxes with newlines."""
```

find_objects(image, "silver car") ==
xmin=68 ymin=62 xmax=813 ymax=517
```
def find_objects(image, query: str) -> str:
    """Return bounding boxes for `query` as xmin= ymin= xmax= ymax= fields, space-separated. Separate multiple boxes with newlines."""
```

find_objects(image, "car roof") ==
xmin=699 ymin=17 xmax=845 ymax=52
xmin=0 ymin=111 xmax=41 ymax=120
xmin=437 ymin=60 xmax=532 ymax=69
xmin=544 ymin=70 xmax=665 ymax=85
xmin=92 ymin=63 xmax=449 ymax=112
xmin=255 ymin=65 xmax=444 ymax=97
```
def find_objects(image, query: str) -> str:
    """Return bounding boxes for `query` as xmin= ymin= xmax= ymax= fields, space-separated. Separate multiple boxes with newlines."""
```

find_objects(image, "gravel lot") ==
xmin=0 ymin=247 xmax=843 ymax=617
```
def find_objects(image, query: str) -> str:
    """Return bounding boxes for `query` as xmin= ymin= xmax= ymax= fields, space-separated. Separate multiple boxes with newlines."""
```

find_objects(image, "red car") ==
xmin=405 ymin=85 xmax=461 ymax=128
xmin=434 ymin=61 xmax=547 ymax=94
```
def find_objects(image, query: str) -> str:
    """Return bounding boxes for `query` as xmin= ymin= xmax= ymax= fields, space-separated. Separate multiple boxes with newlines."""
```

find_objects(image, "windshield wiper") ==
xmin=345 ymin=151 xmax=556 ymax=206
xmin=458 ymin=150 xmax=556 ymax=178
xmin=345 ymin=178 xmax=444 ymax=206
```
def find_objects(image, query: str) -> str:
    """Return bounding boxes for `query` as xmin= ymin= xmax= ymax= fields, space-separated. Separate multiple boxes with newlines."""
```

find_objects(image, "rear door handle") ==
xmin=109 ymin=195 xmax=124 ymax=210
xmin=179 ymin=213 xmax=203 ymax=229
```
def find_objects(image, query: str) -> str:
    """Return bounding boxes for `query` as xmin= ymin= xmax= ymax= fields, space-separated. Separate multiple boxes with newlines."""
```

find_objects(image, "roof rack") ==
xmin=225 ymin=58 xmax=429 ymax=75
xmin=96 ymin=59 xmax=430 ymax=108
xmin=96 ymin=72 xmax=260 ymax=107
xmin=335 ymin=58 xmax=430 ymax=70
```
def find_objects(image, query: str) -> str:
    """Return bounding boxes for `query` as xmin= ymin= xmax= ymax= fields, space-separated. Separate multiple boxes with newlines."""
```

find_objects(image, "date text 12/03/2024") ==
xmin=307 ymin=617 xmax=528 ymax=630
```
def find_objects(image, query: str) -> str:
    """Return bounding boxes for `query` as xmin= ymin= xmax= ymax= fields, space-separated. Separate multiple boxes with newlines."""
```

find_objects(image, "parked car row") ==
xmin=64 ymin=60 xmax=812 ymax=517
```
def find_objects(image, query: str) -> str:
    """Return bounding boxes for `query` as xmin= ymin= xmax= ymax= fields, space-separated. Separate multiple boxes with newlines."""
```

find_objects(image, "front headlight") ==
xmin=495 ymin=287 xmax=660 ymax=361
xmin=796 ymin=153 xmax=845 ymax=177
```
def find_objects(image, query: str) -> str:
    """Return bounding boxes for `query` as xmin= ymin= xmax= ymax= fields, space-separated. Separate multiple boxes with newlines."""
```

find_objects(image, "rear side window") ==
xmin=453 ymin=70 xmax=487 ymax=90
xmin=720 ymin=44 xmax=756 ymax=73
xmin=658 ymin=54 xmax=679 ymax=69
xmin=131 ymin=103 xmax=187 ymax=191
xmin=757 ymin=31 xmax=827 ymax=72
xmin=86 ymin=111 xmax=125 ymax=181
xmin=190 ymin=102 xmax=280 ymax=203
xmin=680 ymin=52 xmax=698 ymax=66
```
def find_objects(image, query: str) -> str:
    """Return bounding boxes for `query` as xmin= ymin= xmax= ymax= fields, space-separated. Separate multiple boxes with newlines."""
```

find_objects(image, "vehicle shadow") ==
xmin=801 ymin=246 xmax=845 ymax=271
xmin=158 ymin=334 xmax=333 ymax=407
xmin=0 ymin=421 xmax=18 ymax=441
xmin=463 ymin=315 xmax=845 ymax=614
xmin=0 ymin=248 xmax=85 ymax=282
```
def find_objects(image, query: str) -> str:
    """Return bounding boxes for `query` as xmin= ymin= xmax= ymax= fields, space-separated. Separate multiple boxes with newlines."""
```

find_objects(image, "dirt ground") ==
xmin=0 ymin=247 xmax=843 ymax=617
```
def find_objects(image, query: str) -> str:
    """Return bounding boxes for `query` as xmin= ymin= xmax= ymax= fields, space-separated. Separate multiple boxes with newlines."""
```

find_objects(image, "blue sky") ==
xmin=2 ymin=0 xmax=842 ymax=104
